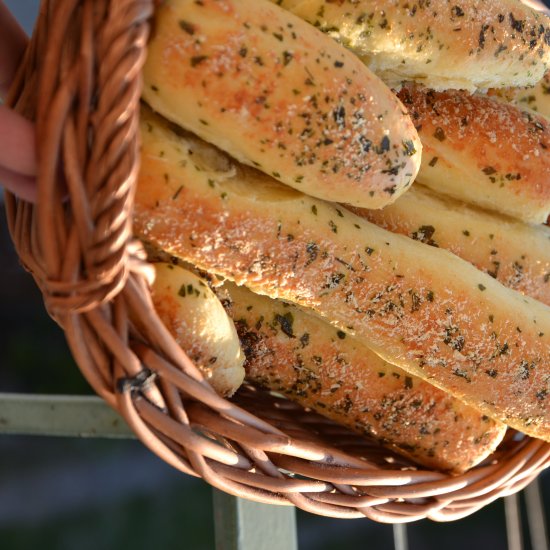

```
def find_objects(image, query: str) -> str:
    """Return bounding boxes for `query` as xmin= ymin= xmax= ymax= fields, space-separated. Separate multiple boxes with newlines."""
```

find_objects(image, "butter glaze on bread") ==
xmin=218 ymin=281 xmax=505 ymax=473
xmin=142 ymin=0 xmax=421 ymax=209
xmin=135 ymin=108 xmax=550 ymax=440
xmin=397 ymin=85 xmax=550 ymax=224
xmin=151 ymin=263 xmax=245 ymax=396
xmin=352 ymin=185 xmax=550 ymax=307
xmin=274 ymin=0 xmax=550 ymax=92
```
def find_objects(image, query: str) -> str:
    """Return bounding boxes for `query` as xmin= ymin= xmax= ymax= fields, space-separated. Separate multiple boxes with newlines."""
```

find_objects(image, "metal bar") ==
xmin=525 ymin=480 xmax=549 ymax=550
xmin=393 ymin=523 xmax=409 ymax=550
xmin=505 ymin=494 xmax=524 ymax=550
xmin=213 ymin=489 xmax=298 ymax=550
xmin=0 ymin=393 xmax=133 ymax=438
xmin=0 ymin=394 xmax=300 ymax=549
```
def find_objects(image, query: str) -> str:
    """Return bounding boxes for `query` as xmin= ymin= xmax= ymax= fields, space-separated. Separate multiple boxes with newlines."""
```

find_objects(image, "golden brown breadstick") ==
xmin=150 ymin=262 xmax=245 ymax=397
xmin=142 ymin=0 xmax=421 ymax=209
xmin=272 ymin=0 xmax=550 ymax=91
xmin=218 ymin=281 xmax=505 ymax=473
xmin=135 ymin=107 xmax=550 ymax=441
xmin=351 ymin=185 xmax=550 ymax=307
xmin=396 ymin=84 xmax=550 ymax=224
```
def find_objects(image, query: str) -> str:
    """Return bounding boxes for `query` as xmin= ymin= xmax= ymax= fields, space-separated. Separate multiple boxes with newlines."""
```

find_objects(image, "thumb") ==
xmin=0 ymin=164 xmax=36 ymax=202
xmin=0 ymin=104 xmax=36 ymax=176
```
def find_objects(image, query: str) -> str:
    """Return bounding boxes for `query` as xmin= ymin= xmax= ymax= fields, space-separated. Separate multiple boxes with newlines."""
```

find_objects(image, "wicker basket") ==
xmin=5 ymin=0 xmax=550 ymax=523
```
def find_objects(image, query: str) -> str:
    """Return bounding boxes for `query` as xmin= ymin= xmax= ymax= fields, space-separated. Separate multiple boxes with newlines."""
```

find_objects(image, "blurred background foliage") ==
xmin=1 ymin=1 xmax=549 ymax=549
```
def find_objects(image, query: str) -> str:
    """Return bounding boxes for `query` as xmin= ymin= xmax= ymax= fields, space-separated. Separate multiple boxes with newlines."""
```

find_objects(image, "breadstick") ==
xmin=142 ymin=0 xmax=421 ymax=209
xmin=272 ymin=0 xmax=550 ymax=91
xmin=488 ymin=71 xmax=550 ymax=120
xmin=149 ymin=262 xmax=245 ymax=397
xmin=351 ymin=185 xmax=550 ymax=307
xmin=397 ymin=84 xmax=550 ymax=224
xmin=135 ymin=108 xmax=550 ymax=441
xmin=217 ymin=281 xmax=505 ymax=473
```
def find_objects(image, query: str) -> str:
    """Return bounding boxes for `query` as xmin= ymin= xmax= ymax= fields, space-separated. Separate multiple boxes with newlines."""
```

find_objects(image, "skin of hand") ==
xmin=0 ymin=1 xmax=36 ymax=202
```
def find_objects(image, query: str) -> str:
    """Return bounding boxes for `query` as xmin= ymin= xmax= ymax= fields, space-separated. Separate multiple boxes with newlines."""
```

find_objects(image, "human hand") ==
xmin=0 ymin=1 xmax=36 ymax=202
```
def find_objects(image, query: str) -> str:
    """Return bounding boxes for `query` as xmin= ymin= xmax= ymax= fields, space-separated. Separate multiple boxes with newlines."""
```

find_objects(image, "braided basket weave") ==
xmin=5 ymin=0 xmax=550 ymax=523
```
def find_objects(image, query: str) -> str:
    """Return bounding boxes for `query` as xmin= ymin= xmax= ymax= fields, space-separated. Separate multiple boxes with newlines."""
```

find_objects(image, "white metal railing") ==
xmin=1 ymin=392 xmax=549 ymax=549
xmin=0 ymin=392 xmax=298 ymax=550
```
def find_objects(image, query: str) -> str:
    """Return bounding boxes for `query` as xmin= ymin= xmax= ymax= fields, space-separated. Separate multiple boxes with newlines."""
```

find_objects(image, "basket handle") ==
xmin=5 ymin=0 xmax=154 ymax=316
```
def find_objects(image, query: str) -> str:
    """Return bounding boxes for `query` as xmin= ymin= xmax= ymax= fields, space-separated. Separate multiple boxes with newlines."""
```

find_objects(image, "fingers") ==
xmin=0 ymin=104 xmax=36 ymax=176
xmin=0 ymin=3 xmax=36 ymax=202
xmin=0 ymin=1 xmax=28 ymax=99
xmin=0 ymin=165 xmax=36 ymax=202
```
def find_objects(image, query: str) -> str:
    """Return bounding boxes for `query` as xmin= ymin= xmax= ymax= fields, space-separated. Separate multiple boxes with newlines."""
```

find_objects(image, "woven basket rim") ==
xmin=4 ymin=0 xmax=550 ymax=523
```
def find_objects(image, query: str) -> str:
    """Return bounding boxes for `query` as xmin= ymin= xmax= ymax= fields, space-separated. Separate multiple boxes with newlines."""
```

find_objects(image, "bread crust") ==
xmin=275 ymin=0 xmax=550 ymax=91
xmin=135 ymin=108 xmax=550 ymax=441
xmin=219 ymin=281 xmax=505 ymax=473
xmin=142 ymin=0 xmax=421 ymax=209
xmin=150 ymin=263 xmax=245 ymax=396
xmin=397 ymin=84 xmax=550 ymax=223
xmin=352 ymin=185 xmax=550 ymax=306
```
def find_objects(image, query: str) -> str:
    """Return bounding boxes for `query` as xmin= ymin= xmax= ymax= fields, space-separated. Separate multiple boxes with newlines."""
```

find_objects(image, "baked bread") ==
xmin=142 ymin=0 xmax=421 ymax=209
xmin=149 ymin=262 xmax=245 ymax=397
xmin=273 ymin=0 xmax=550 ymax=92
xmin=488 ymin=71 xmax=550 ymax=120
xmin=352 ymin=184 xmax=550 ymax=306
xmin=218 ymin=281 xmax=506 ymax=473
xmin=397 ymin=84 xmax=550 ymax=224
xmin=134 ymin=108 xmax=550 ymax=441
